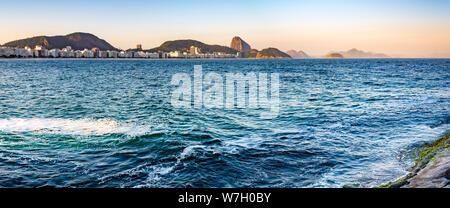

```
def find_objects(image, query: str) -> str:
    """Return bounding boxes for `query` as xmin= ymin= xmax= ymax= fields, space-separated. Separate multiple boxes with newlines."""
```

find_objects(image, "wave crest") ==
xmin=0 ymin=118 xmax=149 ymax=136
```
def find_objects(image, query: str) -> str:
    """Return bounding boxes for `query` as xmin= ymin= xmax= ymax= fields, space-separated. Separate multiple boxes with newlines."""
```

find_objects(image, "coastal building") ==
xmin=189 ymin=46 xmax=200 ymax=56
xmin=91 ymin=48 xmax=100 ymax=58
xmin=98 ymin=50 xmax=108 ymax=58
xmin=59 ymin=46 xmax=74 ymax=58
xmin=15 ymin=48 xmax=29 ymax=57
xmin=81 ymin=49 xmax=94 ymax=58
xmin=74 ymin=50 xmax=83 ymax=58
xmin=146 ymin=52 xmax=159 ymax=59
xmin=0 ymin=44 xmax=238 ymax=59
xmin=49 ymin=49 xmax=59 ymax=58
xmin=26 ymin=48 xmax=33 ymax=57
xmin=158 ymin=51 xmax=168 ymax=59
xmin=0 ymin=47 xmax=15 ymax=57
xmin=24 ymin=46 xmax=32 ymax=56
xmin=32 ymin=45 xmax=48 ymax=57
xmin=39 ymin=49 xmax=49 ymax=57
xmin=169 ymin=51 xmax=185 ymax=58
xmin=136 ymin=44 xmax=142 ymax=50
xmin=32 ymin=50 xmax=39 ymax=57
xmin=137 ymin=51 xmax=148 ymax=58
xmin=118 ymin=51 xmax=126 ymax=58
xmin=34 ymin=45 xmax=43 ymax=50
xmin=107 ymin=50 xmax=118 ymax=58
xmin=118 ymin=51 xmax=133 ymax=58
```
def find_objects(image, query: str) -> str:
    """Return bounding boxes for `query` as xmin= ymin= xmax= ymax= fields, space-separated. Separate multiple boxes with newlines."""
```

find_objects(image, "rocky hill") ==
xmin=242 ymin=49 xmax=259 ymax=58
xmin=230 ymin=36 xmax=251 ymax=52
xmin=286 ymin=50 xmax=310 ymax=59
xmin=243 ymin=48 xmax=291 ymax=59
xmin=257 ymin=48 xmax=291 ymax=59
xmin=3 ymin=32 xmax=118 ymax=51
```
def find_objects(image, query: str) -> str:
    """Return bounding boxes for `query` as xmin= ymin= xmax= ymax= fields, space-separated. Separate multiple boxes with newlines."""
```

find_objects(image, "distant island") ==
xmin=0 ymin=33 xmax=291 ymax=59
xmin=325 ymin=48 xmax=390 ymax=59
xmin=286 ymin=50 xmax=311 ymax=59
xmin=285 ymin=48 xmax=390 ymax=59
xmin=326 ymin=53 xmax=345 ymax=59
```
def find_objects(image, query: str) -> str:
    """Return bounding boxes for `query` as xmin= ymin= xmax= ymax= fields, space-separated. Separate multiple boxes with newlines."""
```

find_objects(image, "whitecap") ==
xmin=0 ymin=118 xmax=150 ymax=136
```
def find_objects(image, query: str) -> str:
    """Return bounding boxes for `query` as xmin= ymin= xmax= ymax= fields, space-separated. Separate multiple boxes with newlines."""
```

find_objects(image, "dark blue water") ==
xmin=0 ymin=59 xmax=448 ymax=187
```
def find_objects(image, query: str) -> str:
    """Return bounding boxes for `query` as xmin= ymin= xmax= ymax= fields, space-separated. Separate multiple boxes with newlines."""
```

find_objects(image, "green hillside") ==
xmin=242 ymin=48 xmax=291 ymax=59
xmin=242 ymin=49 xmax=259 ymax=58
xmin=257 ymin=48 xmax=291 ymax=58
xmin=148 ymin=39 xmax=238 ymax=54
xmin=3 ymin=32 xmax=118 ymax=51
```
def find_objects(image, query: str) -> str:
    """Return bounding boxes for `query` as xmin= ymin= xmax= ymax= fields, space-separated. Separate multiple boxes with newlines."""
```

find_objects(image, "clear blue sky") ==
xmin=1 ymin=0 xmax=450 ymax=57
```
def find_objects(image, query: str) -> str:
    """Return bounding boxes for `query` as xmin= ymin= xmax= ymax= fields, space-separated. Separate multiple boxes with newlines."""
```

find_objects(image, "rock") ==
xmin=403 ymin=149 xmax=450 ymax=188
xmin=230 ymin=36 xmax=251 ymax=52
xmin=439 ymin=180 xmax=448 ymax=188
xmin=342 ymin=183 xmax=361 ymax=188
xmin=446 ymin=168 xmax=450 ymax=179
xmin=376 ymin=132 xmax=450 ymax=188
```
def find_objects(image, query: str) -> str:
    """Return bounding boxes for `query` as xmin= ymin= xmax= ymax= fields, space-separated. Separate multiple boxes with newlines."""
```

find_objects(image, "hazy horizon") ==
xmin=1 ymin=0 xmax=450 ymax=58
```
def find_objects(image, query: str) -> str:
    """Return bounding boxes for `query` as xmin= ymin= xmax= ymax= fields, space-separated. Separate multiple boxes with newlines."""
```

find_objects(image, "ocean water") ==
xmin=0 ymin=59 xmax=448 ymax=188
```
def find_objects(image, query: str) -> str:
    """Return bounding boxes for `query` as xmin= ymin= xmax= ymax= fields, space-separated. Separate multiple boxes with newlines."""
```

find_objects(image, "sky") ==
xmin=1 ymin=0 xmax=450 ymax=57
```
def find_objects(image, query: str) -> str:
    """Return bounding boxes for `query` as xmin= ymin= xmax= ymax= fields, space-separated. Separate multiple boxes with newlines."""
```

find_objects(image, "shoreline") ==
xmin=377 ymin=132 xmax=450 ymax=188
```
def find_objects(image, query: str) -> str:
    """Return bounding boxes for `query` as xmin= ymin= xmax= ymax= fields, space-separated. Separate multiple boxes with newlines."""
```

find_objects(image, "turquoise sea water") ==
xmin=0 ymin=59 xmax=448 ymax=187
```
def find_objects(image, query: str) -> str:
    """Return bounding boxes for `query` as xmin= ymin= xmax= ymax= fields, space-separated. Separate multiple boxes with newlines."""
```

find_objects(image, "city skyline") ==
xmin=1 ymin=0 xmax=450 ymax=58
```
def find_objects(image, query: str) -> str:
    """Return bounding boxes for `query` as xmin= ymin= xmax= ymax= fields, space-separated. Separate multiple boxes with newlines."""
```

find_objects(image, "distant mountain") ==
xmin=286 ymin=50 xmax=310 ymax=59
xmin=148 ymin=39 xmax=238 ymax=54
xmin=230 ymin=36 xmax=251 ymax=52
xmin=325 ymin=53 xmax=344 ymax=59
xmin=243 ymin=48 xmax=291 ymax=59
xmin=3 ymin=32 xmax=118 ymax=51
xmin=338 ymin=48 xmax=389 ymax=58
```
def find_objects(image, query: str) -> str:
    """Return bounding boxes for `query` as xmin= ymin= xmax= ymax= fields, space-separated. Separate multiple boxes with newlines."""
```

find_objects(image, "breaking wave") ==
xmin=0 ymin=118 xmax=149 ymax=136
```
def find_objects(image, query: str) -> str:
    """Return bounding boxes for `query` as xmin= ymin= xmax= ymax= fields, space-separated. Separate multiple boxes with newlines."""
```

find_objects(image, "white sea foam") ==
xmin=0 ymin=118 xmax=149 ymax=136
xmin=178 ymin=145 xmax=204 ymax=160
